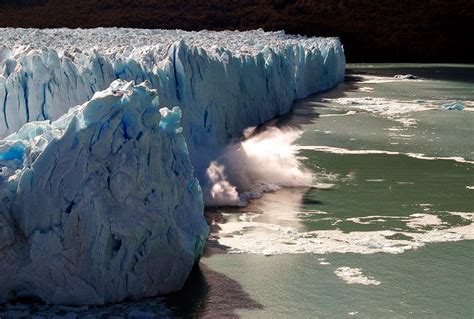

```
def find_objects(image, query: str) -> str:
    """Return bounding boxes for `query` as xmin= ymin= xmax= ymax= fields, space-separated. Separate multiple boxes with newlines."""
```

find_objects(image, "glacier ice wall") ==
xmin=0 ymin=28 xmax=345 ymax=177
xmin=0 ymin=80 xmax=208 ymax=305
xmin=0 ymin=28 xmax=344 ymax=303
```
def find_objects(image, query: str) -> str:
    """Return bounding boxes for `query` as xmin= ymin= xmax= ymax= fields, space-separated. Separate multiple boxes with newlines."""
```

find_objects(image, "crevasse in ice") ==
xmin=0 ymin=80 xmax=208 ymax=305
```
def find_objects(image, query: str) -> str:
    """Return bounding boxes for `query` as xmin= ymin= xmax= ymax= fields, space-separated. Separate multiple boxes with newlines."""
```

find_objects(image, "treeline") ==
xmin=0 ymin=0 xmax=472 ymax=63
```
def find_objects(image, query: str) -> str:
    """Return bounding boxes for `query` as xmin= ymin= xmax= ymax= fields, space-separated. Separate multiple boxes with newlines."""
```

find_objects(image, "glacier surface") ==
xmin=0 ymin=80 xmax=208 ymax=304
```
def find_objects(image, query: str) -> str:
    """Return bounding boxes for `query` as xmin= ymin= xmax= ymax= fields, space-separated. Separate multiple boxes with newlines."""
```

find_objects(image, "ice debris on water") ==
xmin=439 ymin=102 xmax=465 ymax=111
xmin=394 ymin=74 xmax=418 ymax=80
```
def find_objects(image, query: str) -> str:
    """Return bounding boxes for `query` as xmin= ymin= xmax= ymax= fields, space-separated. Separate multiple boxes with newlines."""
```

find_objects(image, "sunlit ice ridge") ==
xmin=0 ymin=28 xmax=344 ymax=305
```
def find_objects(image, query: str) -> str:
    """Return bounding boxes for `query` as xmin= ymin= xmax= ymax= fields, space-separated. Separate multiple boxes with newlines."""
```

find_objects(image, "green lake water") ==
xmin=196 ymin=64 xmax=474 ymax=318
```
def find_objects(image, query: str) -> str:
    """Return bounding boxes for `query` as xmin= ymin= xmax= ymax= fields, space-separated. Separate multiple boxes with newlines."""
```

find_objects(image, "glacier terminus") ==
xmin=0 ymin=28 xmax=345 ymax=305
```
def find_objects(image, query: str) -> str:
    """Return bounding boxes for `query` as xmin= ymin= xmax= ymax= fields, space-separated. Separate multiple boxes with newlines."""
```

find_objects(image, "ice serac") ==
xmin=0 ymin=28 xmax=345 ymax=176
xmin=0 ymin=80 xmax=208 ymax=305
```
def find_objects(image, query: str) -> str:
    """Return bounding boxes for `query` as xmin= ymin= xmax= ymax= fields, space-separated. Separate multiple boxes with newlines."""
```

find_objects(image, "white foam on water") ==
xmin=335 ymin=267 xmax=381 ymax=286
xmin=299 ymin=145 xmax=399 ymax=155
xmin=319 ymin=111 xmax=358 ymax=118
xmin=388 ymin=133 xmax=415 ymax=138
xmin=322 ymin=97 xmax=436 ymax=116
xmin=311 ymin=183 xmax=336 ymax=189
xmin=346 ymin=216 xmax=401 ymax=225
xmin=317 ymin=257 xmax=331 ymax=265
xmin=355 ymin=74 xmax=423 ymax=84
xmin=214 ymin=211 xmax=474 ymax=256
xmin=406 ymin=214 xmax=446 ymax=229
xmin=395 ymin=118 xmax=418 ymax=127
xmin=466 ymin=186 xmax=474 ymax=190
xmin=298 ymin=210 xmax=329 ymax=217
xmin=387 ymin=127 xmax=407 ymax=132
xmin=297 ymin=145 xmax=474 ymax=164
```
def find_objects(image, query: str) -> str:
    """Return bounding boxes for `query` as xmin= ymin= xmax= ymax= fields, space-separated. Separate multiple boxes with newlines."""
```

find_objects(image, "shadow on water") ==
xmin=165 ymin=263 xmax=263 ymax=319
xmin=160 ymin=208 xmax=264 ymax=318
xmin=0 ymin=260 xmax=263 ymax=318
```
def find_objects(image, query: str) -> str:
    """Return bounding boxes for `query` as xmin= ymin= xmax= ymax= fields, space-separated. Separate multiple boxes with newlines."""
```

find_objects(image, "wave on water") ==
xmin=204 ymin=127 xmax=313 ymax=206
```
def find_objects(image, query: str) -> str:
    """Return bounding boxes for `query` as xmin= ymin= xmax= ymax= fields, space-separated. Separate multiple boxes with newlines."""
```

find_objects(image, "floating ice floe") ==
xmin=439 ymin=102 xmax=465 ymax=111
xmin=394 ymin=74 xmax=418 ymax=80
xmin=335 ymin=267 xmax=381 ymax=286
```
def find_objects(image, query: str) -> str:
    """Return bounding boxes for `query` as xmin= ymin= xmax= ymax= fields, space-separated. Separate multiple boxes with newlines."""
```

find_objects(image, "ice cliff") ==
xmin=0 ymin=80 xmax=208 ymax=304
xmin=0 ymin=28 xmax=345 ymax=176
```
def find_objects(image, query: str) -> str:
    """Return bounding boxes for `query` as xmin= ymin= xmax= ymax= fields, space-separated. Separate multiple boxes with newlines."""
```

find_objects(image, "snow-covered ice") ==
xmin=0 ymin=80 xmax=208 ymax=305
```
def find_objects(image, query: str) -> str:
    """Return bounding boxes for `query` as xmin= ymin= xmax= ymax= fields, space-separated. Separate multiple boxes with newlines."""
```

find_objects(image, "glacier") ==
xmin=0 ymin=28 xmax=345 ymax=182
xmin=0 ymin=28 xmax=345 ymax=305
xmin=0 ymin=80 xmax=208 ymax=304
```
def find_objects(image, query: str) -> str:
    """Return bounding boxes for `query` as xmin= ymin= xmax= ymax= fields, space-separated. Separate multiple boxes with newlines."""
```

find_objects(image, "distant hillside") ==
xmin=0 ymin=0 xmax=472 ymax=63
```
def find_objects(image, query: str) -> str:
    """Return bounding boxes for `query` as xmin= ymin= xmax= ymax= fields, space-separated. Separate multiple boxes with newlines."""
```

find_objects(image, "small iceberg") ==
xmin=439 ymin=102 xmax=465 ymax=111
xmin=394 ymin=74 xmax=418 ymax=80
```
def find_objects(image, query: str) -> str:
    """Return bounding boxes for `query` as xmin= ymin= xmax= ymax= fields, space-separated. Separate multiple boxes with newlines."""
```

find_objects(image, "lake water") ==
xmin=194 ymin=64 xmax=474 ymax=318
xmin=1 ymin=64 xmax=472 ymax=318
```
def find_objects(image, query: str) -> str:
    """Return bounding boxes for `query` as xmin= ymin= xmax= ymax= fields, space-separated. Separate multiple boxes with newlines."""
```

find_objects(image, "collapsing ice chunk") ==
xmin=0 ymin=80 xmax=208 ymax=305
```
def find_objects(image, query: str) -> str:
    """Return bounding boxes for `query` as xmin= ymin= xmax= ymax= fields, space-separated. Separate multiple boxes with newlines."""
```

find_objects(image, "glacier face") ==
xmin=0 ymin=80 xmax=208 ymax=304
xmin=0 ymin=28 xmax=345 ymax=180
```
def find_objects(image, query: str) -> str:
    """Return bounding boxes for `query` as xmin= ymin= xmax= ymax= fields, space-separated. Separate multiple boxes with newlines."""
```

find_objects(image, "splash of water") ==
xmin=206 ymin=161 xmax=243 ymax=206
xmin=204 ymin=127 xmax=312 ymax=206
